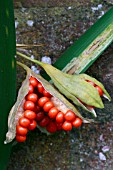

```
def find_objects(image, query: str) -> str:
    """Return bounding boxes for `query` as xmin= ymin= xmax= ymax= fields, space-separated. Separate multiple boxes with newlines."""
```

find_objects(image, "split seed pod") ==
xmin=4 ymin=62 xmax=90 ymax=144
xmin=16 ymin=52 xmax=111 ymax=117
xmin=33 ymin=62 xmax=111 ymax=115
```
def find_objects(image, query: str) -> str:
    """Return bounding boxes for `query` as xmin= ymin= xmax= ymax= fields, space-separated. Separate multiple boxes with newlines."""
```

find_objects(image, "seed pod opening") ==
xmin=4 ymin=62 xmax=90 ymax=144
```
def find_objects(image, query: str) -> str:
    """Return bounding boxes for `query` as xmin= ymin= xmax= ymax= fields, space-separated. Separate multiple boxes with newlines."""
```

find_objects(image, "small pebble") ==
xmin=94 ymin=150 xmax=98 ymax=154
xmin=101 ymin=11 xmax=105 ymax=15
xmin=98 ymin=4 xmax=103 ymax=9
xmin=71 ymin=139 xmax=75 ymax=143
xmin=15 ymin=21 xmax=19 ymax=29
xmin=99 ymin=152 xmax=106 ymax=161
xmin=31 ymin=65 xmax=40 ymax=74
xmin=70 ymin=41 xmax=73 ymax=44
xmin=31 ymin=65 xmax=37 ymax=72
xmin=30 ymin=55 xmax=35 ymax=59
xmin=91 ymin=7 xmax=98 ymax=12
xmin=98 ymin=11 xmax=105 ymax=18
xmin=21 ymin=8 xmax=26 ymax=12
xmin=80 ymin=158 xmax=83 ymax=162
xmin=99 ymin=134 xmax=104 ymax=141
xmin=41 ymin=56 xmax=52 ymax=65
xmin=27 ymin=20 xmax=34 ymax=27
xmin=102 ymin=146 xmax=110 ymax=153
xmin=57 ymin=168 xmax=61 ymax=170
xmin=68 ymin=6 xmax=72 ymax=10
xmin=34 ymin=70 xmax=40 ymax=74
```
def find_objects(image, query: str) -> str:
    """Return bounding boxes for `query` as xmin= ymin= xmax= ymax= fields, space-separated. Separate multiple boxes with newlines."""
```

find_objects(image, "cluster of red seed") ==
xmin=87 ymin=80 xmax=103 ymax=96
xmin=16 ymin=77 xmax=82 ymax=142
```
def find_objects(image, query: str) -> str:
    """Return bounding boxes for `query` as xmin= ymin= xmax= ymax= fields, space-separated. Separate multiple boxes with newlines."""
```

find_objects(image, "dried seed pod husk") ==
xmin=4 ymin=62 xmax=91 ymax=144
xmin=4 ymin=73 xmax=29 ymax=144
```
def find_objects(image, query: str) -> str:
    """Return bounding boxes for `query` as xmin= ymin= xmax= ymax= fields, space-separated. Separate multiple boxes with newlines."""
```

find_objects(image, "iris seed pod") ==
xmin=16 ymin=52 xmax=111 ymax=117
xmin=34 ymin=62 xmax=111 ymax=115
xmin=4 ymin=62 xmax=90 ymax=144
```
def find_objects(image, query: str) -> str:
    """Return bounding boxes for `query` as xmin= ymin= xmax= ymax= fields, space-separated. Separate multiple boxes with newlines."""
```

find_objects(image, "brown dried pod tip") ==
xmin=5 ymin=62 xmax=90 ymax=144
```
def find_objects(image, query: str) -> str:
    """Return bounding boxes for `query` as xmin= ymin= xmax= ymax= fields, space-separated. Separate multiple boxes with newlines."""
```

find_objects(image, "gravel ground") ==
xmin=8 ymin=1 xmax=113 ymax=169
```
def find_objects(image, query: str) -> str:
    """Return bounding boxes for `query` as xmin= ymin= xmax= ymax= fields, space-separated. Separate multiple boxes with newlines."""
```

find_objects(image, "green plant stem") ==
xmin=16 ymin=51 xmax=43 ymax=67
xmin=0 ymin=0 xmax=16 ymax=169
